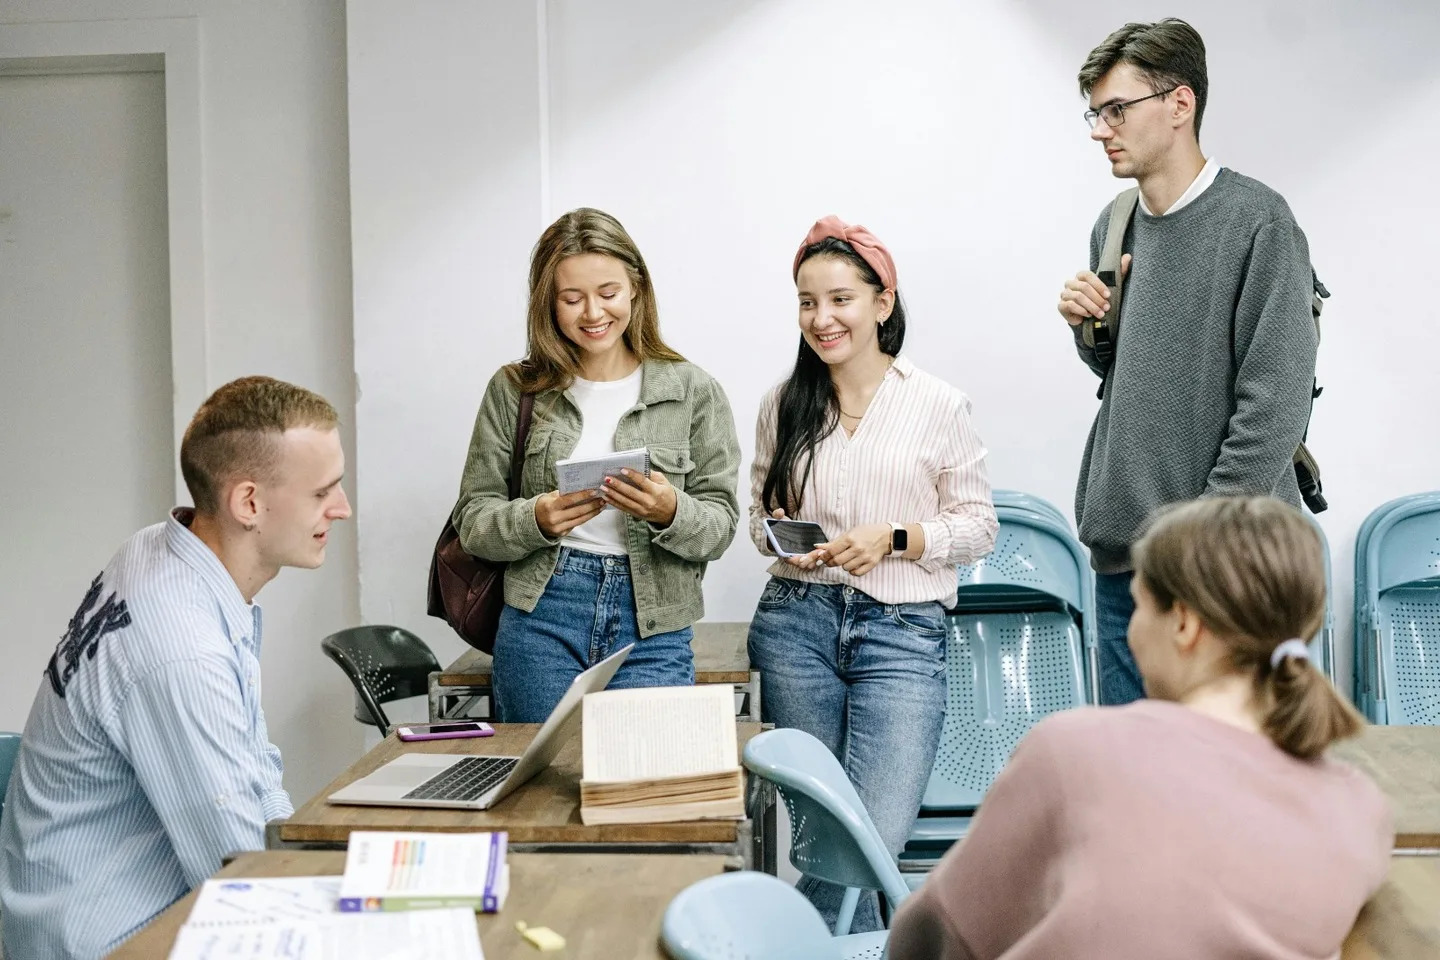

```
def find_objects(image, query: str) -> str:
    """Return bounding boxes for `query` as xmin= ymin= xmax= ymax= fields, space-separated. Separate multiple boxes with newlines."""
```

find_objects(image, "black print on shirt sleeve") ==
xmin=46 ymin=573 xmax=132 ymax=698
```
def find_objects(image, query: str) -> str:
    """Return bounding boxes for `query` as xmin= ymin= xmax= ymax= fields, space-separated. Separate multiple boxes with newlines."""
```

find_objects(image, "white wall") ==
xmin=347 ymin=0 xmax=542 ymax=673
xmin=349 ymin=0 xmax=1440 ymax=701
xmin=0 ymin=69 xmax=173 ymax=735
xmin=2 ymin=0 xmax=361 ymax=801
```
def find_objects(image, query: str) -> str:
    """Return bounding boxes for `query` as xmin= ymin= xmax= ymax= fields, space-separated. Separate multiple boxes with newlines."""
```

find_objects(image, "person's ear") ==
xmin=227 ymin=480 xmax=261 ymax=533
xmin=877 ymin=288 xmax=896 ymax=324
xmin=1170 ymin=598 xmax=1204 ymax=656
xmin=1170 ymin=84 xmax=1197 ymax=132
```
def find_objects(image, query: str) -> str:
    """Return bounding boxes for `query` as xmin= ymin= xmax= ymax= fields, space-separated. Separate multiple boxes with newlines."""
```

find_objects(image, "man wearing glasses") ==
xmin=1056 ymin=19 xmax=1319 ymax=705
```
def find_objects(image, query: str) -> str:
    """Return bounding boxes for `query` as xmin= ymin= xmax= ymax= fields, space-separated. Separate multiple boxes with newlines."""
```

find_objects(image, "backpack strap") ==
xmin=507 ymin=393 xmax=536 ymax=500
xmin=1293 ymin=271 xmax=1331 ymax=513
xmin=1082 ymin=187 xmax=1140 ymax=368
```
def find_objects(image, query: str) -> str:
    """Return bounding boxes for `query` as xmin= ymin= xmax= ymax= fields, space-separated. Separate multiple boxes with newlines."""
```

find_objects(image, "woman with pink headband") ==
xmin=747 ymin=215 xmax=999 ymax=933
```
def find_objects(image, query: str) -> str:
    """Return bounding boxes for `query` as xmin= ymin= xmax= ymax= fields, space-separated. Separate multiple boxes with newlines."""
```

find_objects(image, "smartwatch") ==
xmin=890 ymin=522 xmax=908 ymax=554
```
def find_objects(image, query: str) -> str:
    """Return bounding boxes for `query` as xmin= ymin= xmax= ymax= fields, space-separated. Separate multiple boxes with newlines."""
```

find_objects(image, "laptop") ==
xmin=327 ymin=644 xmax=634 ymax=810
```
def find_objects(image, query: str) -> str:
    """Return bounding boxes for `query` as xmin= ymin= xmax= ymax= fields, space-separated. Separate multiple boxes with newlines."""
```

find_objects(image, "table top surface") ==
xmin=1332 ymin=725 xmax=1440 ymax=849
xmin=437 ymin=622 xmax=751 ymax=685
xmin=1343 ymin=855 xmax=1440 ymax=959
xmin=106 ymin=850 xmax=1440 ymax=960
xmin=106 ymin=849 xmax=727 ymax=960
xmin=278 ymin=722 xmax=764 ymax=845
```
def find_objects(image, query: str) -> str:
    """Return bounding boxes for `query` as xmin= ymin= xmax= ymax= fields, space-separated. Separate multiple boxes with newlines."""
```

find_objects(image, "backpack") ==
xmin=426 ymin=393 xmax=535 ymax=652
xmin=1080 ymin=187 xmax=1330 ymax=513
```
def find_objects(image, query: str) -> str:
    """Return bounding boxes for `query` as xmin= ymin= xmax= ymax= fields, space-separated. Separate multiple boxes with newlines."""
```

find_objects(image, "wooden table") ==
xmin=430 ymin=621 xmax=761 ymax=722
xmin=269 ymin=722 xmax=777 ymax=873
xmin=107 ymin=849 xmax=727 ymax=960
xmin=1333 ymin=725 xmax=1440 ymax=849
xmin=1343 ymin=856 xmax=1440 ymax=959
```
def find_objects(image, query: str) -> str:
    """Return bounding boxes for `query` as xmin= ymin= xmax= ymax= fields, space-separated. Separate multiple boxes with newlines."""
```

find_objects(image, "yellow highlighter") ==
xmin=516 ymin=921 xmax=566 ymax=952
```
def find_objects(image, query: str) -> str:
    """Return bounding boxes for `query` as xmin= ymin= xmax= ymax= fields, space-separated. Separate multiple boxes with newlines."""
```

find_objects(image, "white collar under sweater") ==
xmin=1138 ymin=156 xmax=1221 ymax=216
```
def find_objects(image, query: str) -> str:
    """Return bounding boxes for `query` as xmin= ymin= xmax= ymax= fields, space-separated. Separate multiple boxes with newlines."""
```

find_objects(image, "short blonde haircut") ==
xmin=180 ymin=376 xmax=339 ymax=513
xmin=1132 ymin=496 xmax=1364 ymax=759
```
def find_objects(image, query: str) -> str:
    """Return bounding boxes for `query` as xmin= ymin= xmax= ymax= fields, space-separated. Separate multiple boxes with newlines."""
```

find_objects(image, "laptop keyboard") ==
xmin=403 ymin=756 xmax=519 ymax=802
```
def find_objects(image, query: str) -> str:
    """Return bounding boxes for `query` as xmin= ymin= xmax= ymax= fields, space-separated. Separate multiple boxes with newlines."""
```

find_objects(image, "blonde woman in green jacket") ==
xmin=453 ymin=208 xmax=742 ymax=721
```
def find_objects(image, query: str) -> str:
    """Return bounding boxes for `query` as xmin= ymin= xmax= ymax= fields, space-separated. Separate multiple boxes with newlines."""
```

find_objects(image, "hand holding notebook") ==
xmin=555 ymin=447 xmax=651 ymax=503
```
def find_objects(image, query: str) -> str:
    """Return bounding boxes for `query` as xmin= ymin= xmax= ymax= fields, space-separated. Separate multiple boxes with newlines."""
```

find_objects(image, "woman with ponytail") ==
xmin=889 ymin=496 xmax=1391 ymax=960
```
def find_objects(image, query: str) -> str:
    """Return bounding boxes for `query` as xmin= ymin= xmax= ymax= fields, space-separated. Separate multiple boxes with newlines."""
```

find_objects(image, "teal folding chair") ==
xmin=903 ymin=504 xmax=1092 ymax=877
xmin=661 ymin=871 xmax=886 ymax=960
xmin=1354 ymin=493 xmax=1440 ymax=723
xmin=991 ymin=489 xmax=1070 ymax=531
xmin=0 ymin=732 xmax=19 ymax=823
xmin=741 ymin=728 xmax=905 ymax=946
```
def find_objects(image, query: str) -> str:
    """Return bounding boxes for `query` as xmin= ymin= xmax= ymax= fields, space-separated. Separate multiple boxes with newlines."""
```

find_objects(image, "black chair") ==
xmin=320 ymin=625 xmax=442 ymax=735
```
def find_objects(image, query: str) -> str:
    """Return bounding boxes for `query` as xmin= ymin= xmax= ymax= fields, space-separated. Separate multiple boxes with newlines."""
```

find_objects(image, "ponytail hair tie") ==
xmin=1269 ymin=638 xmax=1311 ymax=670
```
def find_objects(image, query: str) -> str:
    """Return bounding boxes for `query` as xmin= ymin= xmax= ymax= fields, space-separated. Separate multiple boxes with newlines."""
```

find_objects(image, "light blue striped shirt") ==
xmin=0 ymin=509 xmax=293 ymax=959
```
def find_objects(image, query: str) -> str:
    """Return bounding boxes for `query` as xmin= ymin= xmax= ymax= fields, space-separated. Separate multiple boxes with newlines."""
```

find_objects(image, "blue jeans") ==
xmin=493 ymin=547 xmax=695 ymax=722
xmin=747 ymin=577 xmax=946 ymax=934
xmin=1096 ymin=570 xmax=1144 ymax=705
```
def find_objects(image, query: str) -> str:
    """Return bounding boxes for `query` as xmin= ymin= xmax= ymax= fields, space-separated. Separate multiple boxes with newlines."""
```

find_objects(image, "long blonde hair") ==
xmin=1131 ymin=496 xmax=1364 ymax=760
xmin=510 ymin=208 xmax=683 ymax=395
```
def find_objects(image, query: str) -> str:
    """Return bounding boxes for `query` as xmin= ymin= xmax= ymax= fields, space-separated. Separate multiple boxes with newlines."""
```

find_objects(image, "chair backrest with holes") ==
xmin=742 ymin=729 xmax=911 ymax=911
xmin=1356 ymin=494 xmax=1440 ymax=724
xmin=319 ymin=625 xmax=441 ymax=733
xmin=660 ymin=871 xmax=843 ymax=960
xmin=923 ymin=504 xmax=1091 ymax=812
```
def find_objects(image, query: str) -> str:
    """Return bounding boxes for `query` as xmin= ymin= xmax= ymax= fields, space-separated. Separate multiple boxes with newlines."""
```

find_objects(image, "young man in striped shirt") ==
xmin=1056 ymin=19 xmax=1319 ymax=706
xmin=0 ymin=376 xmax=352 ymax=959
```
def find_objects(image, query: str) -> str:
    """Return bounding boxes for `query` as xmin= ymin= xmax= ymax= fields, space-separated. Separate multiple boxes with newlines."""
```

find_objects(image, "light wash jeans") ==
xmin=493 ymin=547 xmax=695 ymax=722
xmin=747 ymin=576 xmax=946 ymax=934
xmin=1096 ymin=570 xmax=1144 ymax=705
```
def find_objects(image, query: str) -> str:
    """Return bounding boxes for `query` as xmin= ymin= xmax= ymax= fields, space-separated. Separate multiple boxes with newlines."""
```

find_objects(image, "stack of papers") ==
xmin=165 ymin=876 xmax=484 ymax=960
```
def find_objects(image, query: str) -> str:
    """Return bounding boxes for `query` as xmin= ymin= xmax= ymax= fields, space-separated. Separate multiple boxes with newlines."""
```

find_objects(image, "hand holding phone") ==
xmin=395 ymin=721 xmax=496 ymax=742
xmin=763 ymin=517 xmax=830 ymax=558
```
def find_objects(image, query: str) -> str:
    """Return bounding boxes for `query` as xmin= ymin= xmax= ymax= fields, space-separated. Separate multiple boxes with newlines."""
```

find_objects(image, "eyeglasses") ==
xmin=1084 ymin=87 xmax=1177 ymax=129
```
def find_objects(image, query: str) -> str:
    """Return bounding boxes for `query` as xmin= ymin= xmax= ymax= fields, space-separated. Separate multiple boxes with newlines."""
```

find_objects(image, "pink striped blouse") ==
xmin=748 ymin=356 xmax=998 ymax=606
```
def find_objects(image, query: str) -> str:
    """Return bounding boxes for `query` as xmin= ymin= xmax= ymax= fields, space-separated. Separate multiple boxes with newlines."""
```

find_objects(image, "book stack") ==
xmin=579 ymin=684 xmax=746 ymax=826
xmin=338 ymin=831 xmax=510 ymax=913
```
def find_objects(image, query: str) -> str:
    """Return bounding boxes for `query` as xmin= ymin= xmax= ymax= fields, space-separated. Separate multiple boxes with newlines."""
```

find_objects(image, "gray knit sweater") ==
xmin=1073 ymin=169 xmax=1319 ymax=573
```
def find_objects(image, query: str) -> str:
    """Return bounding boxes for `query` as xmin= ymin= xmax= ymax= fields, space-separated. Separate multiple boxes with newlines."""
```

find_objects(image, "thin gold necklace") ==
xmin=838 ymin=357 xmax=894 ymax=419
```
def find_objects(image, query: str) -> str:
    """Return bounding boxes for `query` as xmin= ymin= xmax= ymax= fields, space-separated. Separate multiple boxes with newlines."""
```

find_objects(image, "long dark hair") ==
xmin=761 ymin=237 xmax=907 ymax=516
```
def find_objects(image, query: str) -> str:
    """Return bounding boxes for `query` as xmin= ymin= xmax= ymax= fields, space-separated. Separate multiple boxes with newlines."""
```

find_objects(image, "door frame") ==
xmin=1 ymin=18 xmax=204 ymax=502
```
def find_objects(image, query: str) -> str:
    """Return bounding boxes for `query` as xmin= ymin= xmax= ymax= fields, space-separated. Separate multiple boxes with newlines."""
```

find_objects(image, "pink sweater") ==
xmin=888 ymin=702 xmax=1392 ymax=960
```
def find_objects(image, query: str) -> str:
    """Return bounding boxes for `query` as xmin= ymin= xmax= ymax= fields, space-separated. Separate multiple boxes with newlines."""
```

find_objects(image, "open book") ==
xmin=579 ymin=684 xmax=745 ymax=826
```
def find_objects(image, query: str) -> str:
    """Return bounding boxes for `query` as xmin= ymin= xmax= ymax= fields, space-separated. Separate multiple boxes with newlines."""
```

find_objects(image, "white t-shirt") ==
xmin=1138 ymin=156 xmax=1221 ymax=216
xmin=560 ymin=367 xmax=644 ymax=556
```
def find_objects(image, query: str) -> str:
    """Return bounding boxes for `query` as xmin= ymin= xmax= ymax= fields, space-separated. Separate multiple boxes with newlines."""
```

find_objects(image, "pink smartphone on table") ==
xmin=395 ymin=721 xmax=496 ymax=742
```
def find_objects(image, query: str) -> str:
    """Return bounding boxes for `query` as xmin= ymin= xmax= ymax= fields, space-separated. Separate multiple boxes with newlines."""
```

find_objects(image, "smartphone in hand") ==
xmin=395 ymin=721 xmax=496 ymax=742
xmin=762 ymin=517 xmax=829 ymax=558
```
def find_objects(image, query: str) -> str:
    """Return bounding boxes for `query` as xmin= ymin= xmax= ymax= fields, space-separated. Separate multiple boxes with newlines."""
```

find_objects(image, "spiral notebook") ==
xmin=555 ymin=447 xmax=651 ymax=503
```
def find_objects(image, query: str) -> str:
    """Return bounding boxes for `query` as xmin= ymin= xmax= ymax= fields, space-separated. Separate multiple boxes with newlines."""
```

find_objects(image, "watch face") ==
xmin=893 ymin=528 xmax=908 ymax=551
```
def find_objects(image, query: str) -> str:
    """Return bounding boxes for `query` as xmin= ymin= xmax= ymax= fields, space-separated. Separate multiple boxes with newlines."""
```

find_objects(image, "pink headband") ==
xmin=792 ymin=215 xmax=897 ymax=293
